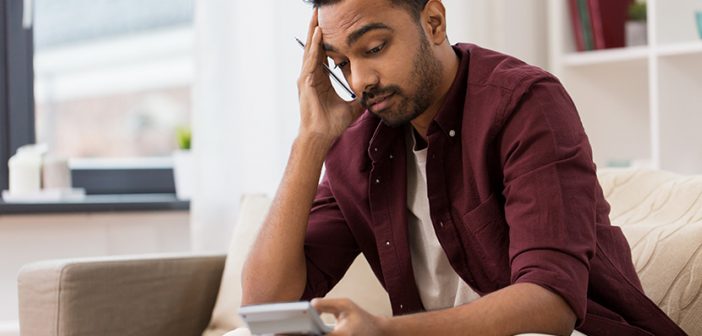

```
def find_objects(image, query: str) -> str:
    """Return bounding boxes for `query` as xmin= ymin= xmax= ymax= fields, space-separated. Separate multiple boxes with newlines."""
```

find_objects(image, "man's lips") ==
xmin=368 ymin=93 xmax=395 ymax=111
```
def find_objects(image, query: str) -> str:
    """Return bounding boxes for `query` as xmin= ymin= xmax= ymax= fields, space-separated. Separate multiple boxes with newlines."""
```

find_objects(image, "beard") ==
xmin=360 ymin=32 xmax=442 ymax=127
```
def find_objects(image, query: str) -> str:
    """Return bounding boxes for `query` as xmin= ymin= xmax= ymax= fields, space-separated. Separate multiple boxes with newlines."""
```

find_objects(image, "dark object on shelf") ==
xmin=569 ymin=0 xmax=634 ymax=51
xmin=590 ymin=0 xmax=633 ymax=49
xmin=568 ymin=0 xmax=587 ymax=51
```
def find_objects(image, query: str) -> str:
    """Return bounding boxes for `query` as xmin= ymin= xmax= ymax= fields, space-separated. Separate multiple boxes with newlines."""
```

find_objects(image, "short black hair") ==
xmin=304 ymin=0 xmax=429 ymax=20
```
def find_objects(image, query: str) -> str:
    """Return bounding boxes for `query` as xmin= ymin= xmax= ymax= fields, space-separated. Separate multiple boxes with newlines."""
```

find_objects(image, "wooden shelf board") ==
xmin=657 ymin=41 xmax=702 ymax=57
xmin=563 ymin=46 xmax=649 ymax=67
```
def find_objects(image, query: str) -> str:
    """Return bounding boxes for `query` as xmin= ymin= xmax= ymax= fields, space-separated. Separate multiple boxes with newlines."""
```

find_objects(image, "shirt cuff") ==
xmin=511 ymin=248 xmax=590 ymax=326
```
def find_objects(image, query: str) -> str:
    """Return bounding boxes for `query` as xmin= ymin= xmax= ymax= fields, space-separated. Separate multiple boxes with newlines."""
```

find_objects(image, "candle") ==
xmin=8 ymin=151 xmax=42 ymax=194
xmin=42 ymin=156 xmax=72 ymax=190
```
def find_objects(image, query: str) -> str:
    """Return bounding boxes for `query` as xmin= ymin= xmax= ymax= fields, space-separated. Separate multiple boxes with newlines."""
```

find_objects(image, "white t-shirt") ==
xmin=405 ymin=127 xmax=480 ymax=311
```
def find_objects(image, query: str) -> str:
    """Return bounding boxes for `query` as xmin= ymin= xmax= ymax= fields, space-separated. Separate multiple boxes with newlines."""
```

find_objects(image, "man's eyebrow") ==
xmin=346 ymin=22 xmax=392 ymax=46
xmin=323 ymin=43 xmax=338 ymax=53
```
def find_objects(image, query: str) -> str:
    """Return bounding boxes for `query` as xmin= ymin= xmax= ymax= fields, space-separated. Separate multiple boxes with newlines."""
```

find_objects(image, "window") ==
xmin=0 ymin=0 xmax=35 ymax=193
xmin=1 ymin=0 xmax=194 ymax=196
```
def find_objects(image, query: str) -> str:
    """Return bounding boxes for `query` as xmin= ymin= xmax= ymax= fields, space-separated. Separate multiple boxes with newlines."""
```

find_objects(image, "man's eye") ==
xmin=334 ymin=61 xmax=349 ymax=69
xmin=367 ymin=43 xmax=385 ymax=55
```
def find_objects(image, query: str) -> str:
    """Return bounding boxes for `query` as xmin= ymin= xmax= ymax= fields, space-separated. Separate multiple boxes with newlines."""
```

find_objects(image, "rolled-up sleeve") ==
xmin=300 ymin=173 xmax=360 ymax=300
xmin=498 ymin=78 xmax=597 ymax=325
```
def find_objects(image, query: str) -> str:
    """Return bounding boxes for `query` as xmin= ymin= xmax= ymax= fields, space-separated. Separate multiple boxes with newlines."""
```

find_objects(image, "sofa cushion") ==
xmin=202 ymin=194 xmax=271 ymax=336
xmin=598 ymin=169 xmax=702 ymax=335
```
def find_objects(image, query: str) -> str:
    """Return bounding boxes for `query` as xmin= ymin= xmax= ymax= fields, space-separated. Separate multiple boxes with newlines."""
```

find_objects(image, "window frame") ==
xmin=1 ymin=0 xmax=35 ymax=192
xmin=1 ymin=0 xmax=179 ymax=197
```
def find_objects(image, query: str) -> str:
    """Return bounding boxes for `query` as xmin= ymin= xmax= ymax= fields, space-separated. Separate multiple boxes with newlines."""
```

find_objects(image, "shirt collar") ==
xmin=367 ymin=44 xmax=470 ymax=160
xmin=429 ymin=44 xmax=470 ymax=137
xmin=368 ymin=120 xmax=403 ymax=162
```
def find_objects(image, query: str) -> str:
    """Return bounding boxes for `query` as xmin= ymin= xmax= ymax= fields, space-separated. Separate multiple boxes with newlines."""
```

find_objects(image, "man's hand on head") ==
xmin=311 ymin=297 xmax=388 ymax=336
xmin=298 ymin=9 xmax=363 ymax=145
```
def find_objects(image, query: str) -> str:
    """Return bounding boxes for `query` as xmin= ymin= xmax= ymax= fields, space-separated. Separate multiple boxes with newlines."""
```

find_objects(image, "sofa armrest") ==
xmin=18 ymin=253 xmax=226 ymax=336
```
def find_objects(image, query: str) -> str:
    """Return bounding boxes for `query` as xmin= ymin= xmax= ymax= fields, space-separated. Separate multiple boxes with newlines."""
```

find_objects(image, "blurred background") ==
xmin=1 ymin=0 xmax=701 ymax=334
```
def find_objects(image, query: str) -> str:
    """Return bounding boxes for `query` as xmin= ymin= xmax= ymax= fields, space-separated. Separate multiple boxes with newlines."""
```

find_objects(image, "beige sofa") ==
xmin=17 ymin=169 xmax=702 ymax=335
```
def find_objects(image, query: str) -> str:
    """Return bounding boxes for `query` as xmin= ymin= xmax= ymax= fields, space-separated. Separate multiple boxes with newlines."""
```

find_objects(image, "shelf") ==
xmin=657 ymin=41 xmax=702 ymax=58
xmin=549 ymin=0 xmax=702 ymax=173
xmin=562 ymin=46 xmax=649 ymax=67
xmin=0 ymin=193 xmax=189 ymax=214
xmin=562 ymin=41 xmax=702 ymax=66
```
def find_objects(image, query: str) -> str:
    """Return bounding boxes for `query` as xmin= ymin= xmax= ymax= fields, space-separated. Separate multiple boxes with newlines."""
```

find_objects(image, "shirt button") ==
xmin=439 ymin=221 xmax=444 ymax=228
xmin=374 ymin=147 xmax=379 ymax=152
xmin=449 ymin=130 xmax=456 ymax=137
xmin=399 ymin=304 xmax=404 ymax=309
xmin=375 ymin=178 xmax=381 ymax=184
xmin=385 ymin=241 xmax=391 ymax=246
xmin=389 ymin=154 xmax=394 ymax=159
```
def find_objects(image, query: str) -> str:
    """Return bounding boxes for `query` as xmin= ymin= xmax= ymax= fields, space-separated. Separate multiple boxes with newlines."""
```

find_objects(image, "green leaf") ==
xmin=176 ymin=127 xmax=192 ymax=150
xmin=628 ymin=3 xmax=647 ymax=21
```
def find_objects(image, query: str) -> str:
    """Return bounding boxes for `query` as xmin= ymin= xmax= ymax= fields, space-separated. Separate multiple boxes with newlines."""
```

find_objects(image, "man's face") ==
xmin=318 ymin=0 xmax=442 ymax=126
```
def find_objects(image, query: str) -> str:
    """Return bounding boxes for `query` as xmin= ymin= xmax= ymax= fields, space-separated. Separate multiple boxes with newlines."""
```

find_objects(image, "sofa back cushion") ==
xmin=598 ymin=169 xmax=702 ymax=335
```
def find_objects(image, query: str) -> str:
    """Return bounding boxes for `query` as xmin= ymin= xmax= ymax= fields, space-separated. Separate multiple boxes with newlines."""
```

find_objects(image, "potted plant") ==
xmin=626 ymin=1 xmax=647 ymax=46
xmin=173 ymin=126 xmax=193 ymax=200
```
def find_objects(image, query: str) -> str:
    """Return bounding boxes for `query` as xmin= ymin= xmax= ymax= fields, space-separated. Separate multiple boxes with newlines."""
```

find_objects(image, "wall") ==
xmin=444 ymin=0 xmax=549 ymax=69
xmin=0 ymin=211 xmax=191 ymax=333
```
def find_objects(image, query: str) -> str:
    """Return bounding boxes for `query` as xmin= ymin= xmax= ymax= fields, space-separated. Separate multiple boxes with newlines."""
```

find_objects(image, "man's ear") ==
xmin=422 ymin=0 xmax=448 ymax=45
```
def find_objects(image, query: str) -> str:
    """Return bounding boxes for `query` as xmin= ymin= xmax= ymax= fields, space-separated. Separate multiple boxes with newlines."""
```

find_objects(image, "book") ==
xmin=568 ymin=0 xmax=586 ymax=51
xmin=588 ymin=0 xmax=606 ymax=49
xmin=578 ymin=0 xmax=595 ymax=50
xmin=591 ymin=0 xmax=633 ymax=49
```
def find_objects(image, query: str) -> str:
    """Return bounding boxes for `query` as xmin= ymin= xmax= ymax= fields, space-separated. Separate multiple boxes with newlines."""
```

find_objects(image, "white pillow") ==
xmin=598 ymin=169 xmax=702 ymax=335
xmin=202 ymin=194 xmax=271 ymax=336
xmin=202 ymin=194 xmax=391 ymax=336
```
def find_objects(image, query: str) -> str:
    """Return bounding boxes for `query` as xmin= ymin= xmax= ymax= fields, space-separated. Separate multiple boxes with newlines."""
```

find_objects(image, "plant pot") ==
xmin=173 ymin=150 xmax=194 ymax=200
xmin=626 ymin=21 xmax=647 ymax=47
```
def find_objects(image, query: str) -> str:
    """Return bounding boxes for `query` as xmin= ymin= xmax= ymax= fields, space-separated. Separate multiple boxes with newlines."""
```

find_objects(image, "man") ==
xmin=241 ymin=0 xmax=685 ymax=335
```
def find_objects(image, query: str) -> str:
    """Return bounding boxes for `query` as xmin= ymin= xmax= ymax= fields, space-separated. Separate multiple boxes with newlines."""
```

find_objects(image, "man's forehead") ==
xmin=317 ymin=0 xmax=402 ymax=46
xmin=317 ymin=0 xmax=392 ymax=24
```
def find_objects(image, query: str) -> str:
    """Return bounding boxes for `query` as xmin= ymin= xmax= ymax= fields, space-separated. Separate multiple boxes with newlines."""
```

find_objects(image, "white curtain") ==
xmin=190 ymin=0 xmax=310 ymax=252
xmin=189 ymin=0 xmax=548 ymax=252
xmin=444 ymin=0 xmax=548 ymax=68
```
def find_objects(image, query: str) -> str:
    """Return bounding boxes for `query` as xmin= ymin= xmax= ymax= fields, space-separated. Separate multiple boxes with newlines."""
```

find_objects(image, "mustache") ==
xmin=360 ymin=85 xmax=402 ymax=109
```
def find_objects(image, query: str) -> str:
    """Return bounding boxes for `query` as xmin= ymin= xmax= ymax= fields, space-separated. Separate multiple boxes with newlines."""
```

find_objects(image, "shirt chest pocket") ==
xmin=458 ymin=193 xmax=511 ymax=286
xmin=460 ymin=193 xmax=503 ymax=234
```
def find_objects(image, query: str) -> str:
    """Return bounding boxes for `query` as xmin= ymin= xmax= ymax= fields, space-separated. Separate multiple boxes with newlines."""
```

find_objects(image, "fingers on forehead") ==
xmin=306 ymin=9 xmax=319 ymax=49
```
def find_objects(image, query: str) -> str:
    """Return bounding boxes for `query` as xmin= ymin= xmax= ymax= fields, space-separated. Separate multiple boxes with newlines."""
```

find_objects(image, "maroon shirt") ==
xmin=300 ymin=44 xmax=685 ymax=335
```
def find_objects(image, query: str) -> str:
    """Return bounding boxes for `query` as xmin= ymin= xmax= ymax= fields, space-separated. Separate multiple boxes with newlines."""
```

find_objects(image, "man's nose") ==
xmin=350 ymin=62 xmax=379 ymax=96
